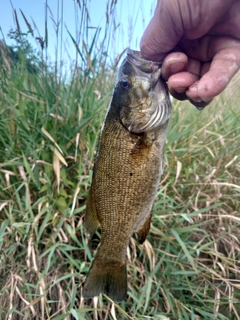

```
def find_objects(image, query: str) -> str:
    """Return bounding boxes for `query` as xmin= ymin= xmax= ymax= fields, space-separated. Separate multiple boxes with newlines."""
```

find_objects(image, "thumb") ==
xmin=140 ymin=1 xmax=181 ymax=61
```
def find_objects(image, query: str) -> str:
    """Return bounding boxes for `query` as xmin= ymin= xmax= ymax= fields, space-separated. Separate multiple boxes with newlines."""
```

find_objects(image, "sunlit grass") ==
xmin=0 ymin=1 xmax=240 ymax=319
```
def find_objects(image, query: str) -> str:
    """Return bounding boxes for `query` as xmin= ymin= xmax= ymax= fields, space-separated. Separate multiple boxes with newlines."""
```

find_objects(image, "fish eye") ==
xmin=120 ymin=80 xmax=130 ymax=89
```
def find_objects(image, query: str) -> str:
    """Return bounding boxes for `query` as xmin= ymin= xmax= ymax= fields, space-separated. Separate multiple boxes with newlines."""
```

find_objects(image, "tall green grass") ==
xmin=0 ymin=1 xmax=240 ymax=319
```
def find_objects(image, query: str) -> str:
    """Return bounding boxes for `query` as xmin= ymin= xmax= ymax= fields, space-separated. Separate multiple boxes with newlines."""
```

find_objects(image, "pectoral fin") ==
xmin=136 ymin=211 xmax=152 ymax=244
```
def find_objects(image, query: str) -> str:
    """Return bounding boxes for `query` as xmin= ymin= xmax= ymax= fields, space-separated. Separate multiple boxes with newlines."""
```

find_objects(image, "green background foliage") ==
xmin=0 ymin=1 xmax=240 ymax=319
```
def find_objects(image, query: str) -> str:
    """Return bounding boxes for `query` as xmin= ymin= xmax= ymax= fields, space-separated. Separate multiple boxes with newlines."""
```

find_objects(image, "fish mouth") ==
xmin=126 ymin=48 xmax=162 ymax=77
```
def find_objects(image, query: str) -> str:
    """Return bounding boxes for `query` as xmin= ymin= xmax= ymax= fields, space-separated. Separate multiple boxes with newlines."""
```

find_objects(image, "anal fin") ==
xmin=136 ymin=211 xmax=152 ymax=244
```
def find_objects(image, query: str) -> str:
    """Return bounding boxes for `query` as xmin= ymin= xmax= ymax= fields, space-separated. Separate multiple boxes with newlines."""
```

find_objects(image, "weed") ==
xmin=0 ymin=1 xmax=240 ymax=319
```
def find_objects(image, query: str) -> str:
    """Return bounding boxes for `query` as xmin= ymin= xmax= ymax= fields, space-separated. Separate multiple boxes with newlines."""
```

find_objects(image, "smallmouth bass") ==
xmin=82 ymin=49 xmax=172 ymax=302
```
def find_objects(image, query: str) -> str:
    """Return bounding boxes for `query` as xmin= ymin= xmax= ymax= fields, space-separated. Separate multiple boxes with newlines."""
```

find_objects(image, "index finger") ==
xmin=187 ymin=47 xmax=240 ymax=102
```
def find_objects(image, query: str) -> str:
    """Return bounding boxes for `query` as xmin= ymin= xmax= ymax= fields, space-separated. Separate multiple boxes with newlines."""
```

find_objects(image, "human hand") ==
xmin=140 ymin=0 xmax=240 ymax=109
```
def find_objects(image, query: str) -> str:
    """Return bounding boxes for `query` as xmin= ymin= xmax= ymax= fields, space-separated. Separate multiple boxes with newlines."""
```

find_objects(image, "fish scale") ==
xmin=82 ymin=49 xmax=172 ymax=302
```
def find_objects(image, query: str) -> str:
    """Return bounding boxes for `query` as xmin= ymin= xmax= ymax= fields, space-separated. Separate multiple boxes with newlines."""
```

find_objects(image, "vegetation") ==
xmin=0 ymin=1 xmax=240 ymax=319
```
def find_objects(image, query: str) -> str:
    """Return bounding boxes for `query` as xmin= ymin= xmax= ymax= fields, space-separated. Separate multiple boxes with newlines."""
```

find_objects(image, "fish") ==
xmin=82 ymin=48 xmax=172 ymax=302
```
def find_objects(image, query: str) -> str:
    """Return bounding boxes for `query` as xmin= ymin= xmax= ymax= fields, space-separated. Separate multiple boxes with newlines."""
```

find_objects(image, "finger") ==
xmin=181 ymin=62 xmax=210 ymax=102
xmin=162 ymin=52 xmax=202 ymax=80
xmin=161 ymin=52 xmax=188 ymax=80
xmin=168 ymin=72 xmax=199 ymax=95
xmin=164 ymin=58 xmax=211 ymax=109
xmin=163 ymin=55 xmax=201 ymax=96
xmin=187 ymin=47 xmax=240 ymax=101
xmin=168 ymin=88 xmax=188 ymax=101
xmin=169 ymin=84 xmax=210 ymax=110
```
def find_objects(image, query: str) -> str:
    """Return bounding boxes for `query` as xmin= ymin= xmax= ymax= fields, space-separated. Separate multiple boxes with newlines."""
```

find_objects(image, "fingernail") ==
xmin=188 ymin=83 xmax=198 ymax=91
xmin=174 ymin=87 xmax=186 ymax=94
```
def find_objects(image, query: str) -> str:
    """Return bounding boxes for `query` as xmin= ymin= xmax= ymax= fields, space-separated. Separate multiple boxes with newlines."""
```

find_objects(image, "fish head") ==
xmin=114 ymin=49 xmax=172 ymax=133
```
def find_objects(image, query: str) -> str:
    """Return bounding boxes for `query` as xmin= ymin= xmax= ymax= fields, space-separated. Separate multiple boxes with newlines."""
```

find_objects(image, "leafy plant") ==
xmin=0 ymin=1 xmax=240 ymax=319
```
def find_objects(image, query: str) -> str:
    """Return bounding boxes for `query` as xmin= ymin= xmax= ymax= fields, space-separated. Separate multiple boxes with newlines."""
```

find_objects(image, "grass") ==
xmin=0 ymin=1 xmax=240 ymax=319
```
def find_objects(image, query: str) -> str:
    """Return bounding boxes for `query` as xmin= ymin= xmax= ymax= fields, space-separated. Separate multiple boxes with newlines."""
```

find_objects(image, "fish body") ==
xmin=82 ymin=49 xmax=172 ymax=302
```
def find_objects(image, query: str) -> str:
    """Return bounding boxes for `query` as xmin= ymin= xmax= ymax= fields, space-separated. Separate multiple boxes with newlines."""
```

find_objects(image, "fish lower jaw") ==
xmin=127 ymin=124 xmax=139 ymax=133
xmin=125 ymin=118 xmax=149 ymax=133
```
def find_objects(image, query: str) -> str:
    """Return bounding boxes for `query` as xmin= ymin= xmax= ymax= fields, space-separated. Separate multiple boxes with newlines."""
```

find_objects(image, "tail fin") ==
xmin=82 ymin=258 xmax=127 ymax=302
